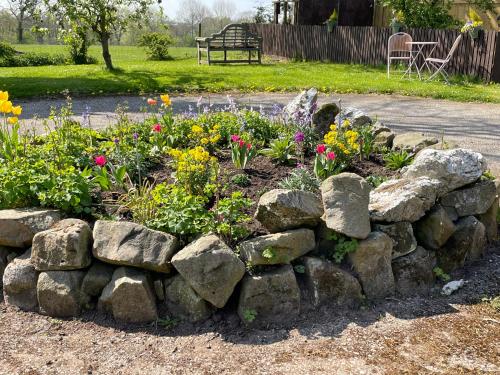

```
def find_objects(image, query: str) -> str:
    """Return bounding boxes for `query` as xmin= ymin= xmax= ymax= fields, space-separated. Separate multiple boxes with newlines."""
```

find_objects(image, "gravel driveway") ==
xmin=18 ymin=92 xmax=500 ymax=176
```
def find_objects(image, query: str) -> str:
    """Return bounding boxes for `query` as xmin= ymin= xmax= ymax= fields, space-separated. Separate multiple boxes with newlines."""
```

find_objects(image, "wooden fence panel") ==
xmin=248 ymin=24 xmax=499 ymax=82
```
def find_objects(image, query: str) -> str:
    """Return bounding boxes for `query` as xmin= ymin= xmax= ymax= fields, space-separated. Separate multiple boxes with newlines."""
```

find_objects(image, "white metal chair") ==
xmin=425 ymin=34 xmax=462 ymax=83
xmin=387 ymin=32 xmax=413 ymax=78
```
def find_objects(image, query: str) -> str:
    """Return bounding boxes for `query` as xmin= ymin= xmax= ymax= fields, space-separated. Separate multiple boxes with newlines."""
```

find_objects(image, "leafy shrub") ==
xmin=326 ymin=231 xmax=358 ymax=263
xmin=58 ymin=24 xmax=97 ymax=65
xmin=383 ymin=150 xmax=414 ymax=170
xmin=231 ymin=173 xmax=251 ymax=187
xmin=139 ymin=32 xmax=174 ymax=61
xmin=0 ymin=42 xmax=17 ymax=58
xmin=261 ymin=136 xmax=296 ymax=164
xmin=365 ymin=175 xmax=388 ymax=188
xmin=279 ymin=167 xmax=320 ymax=192
xmin=210 ymin=192 xmax=253 ymax=245
xmin=0 ymin=52 xmax=66 ymax=67
xmin=381 ymin=0 xmax=457 ymax=29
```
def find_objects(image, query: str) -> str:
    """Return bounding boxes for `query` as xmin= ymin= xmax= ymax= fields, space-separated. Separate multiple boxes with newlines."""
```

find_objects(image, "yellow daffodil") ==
xmin=0 ymin=100 xmax=13 ymax=114
xmin=11 ymin=105 xmax=22 ymax=116
xmin=0 ymin=91 xmax=8 ymax=101
xmin=191 ymin=125 xmax=203 ymax=134
xmin=7 ymin=117 xmax=18 ymax=125
xmin=160 ymin=94 xmax=172 ymax=107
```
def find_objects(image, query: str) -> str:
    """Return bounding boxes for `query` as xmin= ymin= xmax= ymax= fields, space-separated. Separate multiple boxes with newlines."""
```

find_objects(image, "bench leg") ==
xmin=207 ymin=47 xmax=211 ymax=66
xmin=258 ymin=49 xmax=262 ymax=64
xmin=197 ymin=47 xmax=201 ymax=65
xmin=224 ymin=50 xmax=227 ymax=63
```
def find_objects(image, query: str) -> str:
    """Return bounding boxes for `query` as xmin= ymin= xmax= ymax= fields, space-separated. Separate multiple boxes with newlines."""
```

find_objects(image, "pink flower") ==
xmin=327 ymin=151 xmax=336 ymax=161
xmin=316 ymin=144 xmax=326 ymax=154
xmin=95 ymin=155 xmax=107 ymax=167
xmin=239 ymin=140 xmax=246 ymax=148
xmin=231 ymin=134 xmax=240 ymax=142
xmin=246 ymin=143 xmax=252 ymax=150
xmin=147 ymin=98 xmax=157 ymax=106
xmin=152 ymin=124 xmax=162 ymax=133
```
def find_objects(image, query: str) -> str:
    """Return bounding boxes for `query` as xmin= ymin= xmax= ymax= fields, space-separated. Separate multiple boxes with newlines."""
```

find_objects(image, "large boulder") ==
xmin=321 ymin=173 xmax=371 ymax=239
xmin=437 ymin=216 xmax=486 ymax=273
xmin=171 ymin=234 xmax=245 ymax=308
xmin=99 ymin=267 xmax=157 ymax=323
xmin=164 ymin=275 xmax=214 ymax=323
xmin=255 ymin=189 xmax=323 ymax=233
xmin=2 ymin=249 xmax=39 ymax=311
xmin=335 ymin=107 xmax=372 ymax=128
xmin=403 ymin=149 xmax=487 ymax=194
xmin=414 ymin=205 xmax=456 ymax=250
xmin=93 ymin=220 xmax=179 ymax=273
xmin=348 ymin=232 xmax=394 ymax=299
xmin=239 ymin=229 xmax=316 ymax=266
xmin=312 ymin=103 xmax=340 ymax=137
xmin=0 ymin=209 xmax=61 ymax=248
xmin=284 ymin=88 xmax=318 ymax=117
xmin=392 ymin=133 xmax=438 ymax=153
xmin=374 ymin=131 xmax=396 ymax=149
xmin=81 ymin=262 xmax=115 ymax=298
xmin=373 ymin=222 xmax=417 ymax=259
xmin=392 ymin=247 xmax=436 ymax=296
xmin=302 ymin=257 xmax=362 ymax=307
xmin=0 ymin=246 xmax=16 ymax=290
xmin=31 ymin=219 xmax=92 ymax=271
xmin=440 ymin=180 xmax=497 ymax=219
xmin=37 ymin=271 xmax=86 ymax=318
xmin=369 ymin=177 xmax=442 ymax=223
xmin=237 ymin=265 xmax=300 ymax=327
xmin=478 ymin=198 xmax=499 ymax=243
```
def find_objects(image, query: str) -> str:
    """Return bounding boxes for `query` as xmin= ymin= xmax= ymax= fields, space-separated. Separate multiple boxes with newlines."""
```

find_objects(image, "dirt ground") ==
xmin=1 ymin=240 xmax=499 ymax=375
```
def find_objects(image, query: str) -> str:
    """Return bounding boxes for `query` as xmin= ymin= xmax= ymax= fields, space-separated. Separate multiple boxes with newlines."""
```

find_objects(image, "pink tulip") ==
xmin=152 ymin=124 xmax=162 ymax=133
xmin=95 ymin=155 xmax=107 ymax=167
xmin=327 ymin=151 xmax=336 ymax=161
xmin=316 ymin=144 xmax=326 ymax=154
xmin=231 ymin=134 xmax=240 ymax=142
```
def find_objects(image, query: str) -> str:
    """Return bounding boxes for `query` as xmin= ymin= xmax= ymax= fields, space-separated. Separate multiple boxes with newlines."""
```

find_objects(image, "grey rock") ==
xmin=321 ymin=173 xmax=371 ymax=239
xmin=420 ymin=141 xmax=459 ymax=152
xmin=478 ymin=197 xmax=499 ymax=242
xmin=0 ymin=246 xmax=15 ymax=290
xmin=37 ymin=270 xmax=86 ymax=318
xmin=348 ymin=232 xmax=395 ymax=299
xmin=312 ymin=102 xmax=340 ymax=137
xmin=302 ymin=256 xmax=362 ymax=307
xmin=81 ymin=262 xmax=114 ymax=297
xmin=0 ymin=209 xmax=61 ymax=248
xmin=437 ymin=216 xmax=486 ymax=273
xmin=404 ymin=149 xmax=487 ymax=194
xmin=255 ymin=189 xmax=323 ymax=233
xmin=373 ymin=222 xmax=417 ymax=259
xmin=171 ymin=234 xmax=245 ymax=308
xmin=2 ymin=249 xmax=39 ymax=311
xmin=392 ymin=247 xmax=436 ymax=296
xmin=31 ymin=219 xmax=92 ymax=271
xmin=335 ymin=106 xmax=372 ymax=128
xmin=237 ymin=265 xmax=300 ymax=327
xmin=239 ymin=229 xmax=316 ymax=266
xmin=440 ymin=180 xmax=497 ymax=218
xmin=414 ymin=205 xmax=456 ymax=250
xmin=164 ymin=275 xmax=214 ymax=322
xmin=99 ymin=267 xmax=158 ymax=323
xmin=284 ymin=88 xmax=318 ymax=117
xmin=372 ymin=121 xmax=391 ymax=135
xmin=374 ymin=130 xmax=395 ymax=149
xmin=392 ymin=133 xmax=439 ymax=153
xmin=154 ymin=279 xmax=165 ymax=301
xmin=93 ymin=220 xmax=179 ymax=273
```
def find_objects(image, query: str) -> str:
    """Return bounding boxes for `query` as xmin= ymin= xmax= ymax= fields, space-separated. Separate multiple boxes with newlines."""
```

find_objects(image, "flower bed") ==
xmin=0 ymin=89 xmax=498 ymax=327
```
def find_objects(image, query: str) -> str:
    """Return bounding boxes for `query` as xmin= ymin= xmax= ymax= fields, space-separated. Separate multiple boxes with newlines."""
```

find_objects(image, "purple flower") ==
xmin=294 ymin=131 xmax=305 ymax=143
xmin=133 ymin=133 xmax=139 ymax=141
xmin=114 ymin=138 xmax=120 ymax=145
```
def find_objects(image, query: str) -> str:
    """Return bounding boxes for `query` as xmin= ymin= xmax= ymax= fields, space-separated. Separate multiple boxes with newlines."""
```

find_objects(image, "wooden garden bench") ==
xmin=196 ymin=24 xmax=263 ymax=65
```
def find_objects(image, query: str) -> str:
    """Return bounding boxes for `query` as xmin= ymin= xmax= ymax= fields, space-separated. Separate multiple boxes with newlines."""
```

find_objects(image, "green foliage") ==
xmin=383 ymin=149 xmax=414 ymax=170
xmin=293 ymin=264 xmax=306 ymax=274
xmin=326 ymin=232 xmax=358 ymax=263
xmin=481 ymin=170 xmax=496 ymax=180
xmin=279 ymin=167 xmax=320 ymax=192
xmin=58 ymin=23 xmax=96 ymax=65
xmin=261 ymin=137 xmax=296 ymax=164
xmin=231 ymin=173 xmax=251 ymax=187
xmin=358 ymin=125 xmax=375 ymax=160
xmin=433 ymin=267 xmax=451 ymax=282
xmin=242 ymin=309 xmax=257 ymax=323
xmin=211 ymin=192 xmax=253 ymax=245
xmin=139 ymin=32 xmax=173 ymax=61
xmin=0 ymin=42 xmax=66 ymax=67
xmin=262 ymin=246 xmax=277 ymax=259
xmin=381 ymin=0 xmax=457 ymax=29
xmin=118 ymin=180 xmax=157 ymax=225
xmin=365 ymin=175 xmax=388 ymax=188
xmin=157 ymin=317 xmax=179 ymax=330
xmin=482 ymin=296 xmax=500 ymax=311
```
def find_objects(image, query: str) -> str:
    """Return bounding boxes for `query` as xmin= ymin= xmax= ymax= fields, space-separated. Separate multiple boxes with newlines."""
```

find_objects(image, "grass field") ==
xmin=1 ymin=44 xmax=499 ymax=103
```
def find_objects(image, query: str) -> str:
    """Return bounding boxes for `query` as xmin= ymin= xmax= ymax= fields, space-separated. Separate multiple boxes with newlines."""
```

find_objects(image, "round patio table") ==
xmin=404 ymin=41 xmax=439 ymax=80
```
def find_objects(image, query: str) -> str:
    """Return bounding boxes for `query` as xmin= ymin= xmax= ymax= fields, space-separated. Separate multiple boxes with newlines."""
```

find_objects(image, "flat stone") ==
xmin=37 ymin=271 xmax=86 ymax=318
xmin=31 ymin=219 xmax=92 ymax=271
xmin=392 ymin=132 xmax=438 ymax=153
xmin=437 ymin=216 xmax=486 ymax=273
xmin=2 ymin=249 xmax=39 ymax=311
xmin=414 ymin=205 xmax=457 ymax=250
xmin=440 ymin=180 xmax=497 ymax=218
xmin=99 ymin=267 xmax=158 ymax=323
xmin=302 ymin=256 xmax=362 ymax=307
xmin=312 ymin=102 xmax=340 ymax=137
xmin=172 ymin=234 xmax=245 ymax=308
xmin=478 ymin=198 xmax=499 ymax=242
xmin=348 ymin=232 xmax=394 ymax=299
xmin=93 ymin=220 xmax=179 ymax=273
xmin=164 ymin=275 xmax=214 ymax=323
xmin=0 ymin=209 xmax=61 ymax=248
xmin=373 ymin=222 xmax=417 ymax=259
xmin=372 ymin=121 xmax=391 ymax=135
xmin=369 ymin=177 xmax=442 ymax=223
xmin=335 ymin=106 xmax=372 ymax=128
xmin=392 ymin=247 xmax=436 ymax=296
xmin=81 ymin=262 xmax=114 ymax=297
xmin=237 ymin=265 xmax=300 ymax=327
xmin=404 ymin=148 xmax=487 ymax=194
xmin=239 ymin=229 xmax=316 ymax=266
xmin=255 ymin=189 xmax=323 ymax=233
xmin=321 ymin=173 xmax=371 ymax=239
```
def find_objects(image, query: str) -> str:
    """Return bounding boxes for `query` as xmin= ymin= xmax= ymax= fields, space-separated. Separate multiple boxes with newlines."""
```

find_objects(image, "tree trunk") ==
xmin=100 ymin=34 xmax=114 ymax=70
xmin=17 ymin=10 xmax=24 ymax=43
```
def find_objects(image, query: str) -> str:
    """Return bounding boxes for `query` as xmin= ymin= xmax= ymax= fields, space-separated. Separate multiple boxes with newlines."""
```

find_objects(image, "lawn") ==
xmin=1 ymin=44 xmax=499 ymax=103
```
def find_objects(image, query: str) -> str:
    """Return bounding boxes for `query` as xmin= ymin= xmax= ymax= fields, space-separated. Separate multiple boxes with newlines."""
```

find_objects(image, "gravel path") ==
xmin=18 ymin=93 xmax=500 ymax=175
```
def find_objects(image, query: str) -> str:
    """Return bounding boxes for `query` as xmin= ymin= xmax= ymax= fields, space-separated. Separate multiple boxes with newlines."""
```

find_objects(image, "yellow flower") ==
xmin=169 ymin=149 xmax=183 ymax=159
xmin=329 ymin=124 xmax=337 ymax=131
xmin=160 ymin=94 xmax=171 ymax=107
xmin=212 ymin=124 xmax=221 ymax=131
xmin=0 ymin=100 xmax=13 ymax=114
xmin=7 ymin=117 xmax=18 ymax=124
xmin=342 ymin=119 xmax=351 ymax=128
xmin=0 ymin=91 xmax=8 ymax=101
xmin=191 ymin=125 xmax=203 ymax=134
xmin=210 ymin=134 xmax=221 ymax=144
xmin=11 ymin=106 xmax=22 ymax=116
xmin=200 ymin=137 xmax=209 ymax=145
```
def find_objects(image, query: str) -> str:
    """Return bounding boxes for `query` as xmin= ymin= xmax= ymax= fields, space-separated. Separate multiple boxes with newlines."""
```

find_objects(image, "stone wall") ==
xmin=1 ymin=149 xmax=499 ymax=327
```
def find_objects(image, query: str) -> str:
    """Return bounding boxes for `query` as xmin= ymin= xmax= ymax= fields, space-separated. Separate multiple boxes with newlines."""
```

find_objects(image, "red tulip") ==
xmin=239 ymin=140 xmax=246 ymax=148
xmin=316 ymin=144 xmax=326 ymax=154
xmin=152 ymin=124 xmax=162 ymax=133
xmin=246 ymin=143 xmax=252 ymax=150
xmin=147 ymin=98 xmax=157 ymax=106
xmin=327 ymin=151 xmax=336 ymax=161
xmin=95 ymin=155 xmax=107 ymax=167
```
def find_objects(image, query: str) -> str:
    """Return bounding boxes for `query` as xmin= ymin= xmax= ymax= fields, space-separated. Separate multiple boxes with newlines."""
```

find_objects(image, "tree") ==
xmin=254 ymin=5 xmax=273 ymax=24
xmin=6 ymin=0 xmax=39 ymax=43
xmin=381 ymin=0 xmax=456 ymax=29
xmin=212 ymin=0 xmax=235 ymax=28
xmin=177 ymin=0 xmax=210 ymax=39
xmin=45 ymin=0 xmax=159 ymax=70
